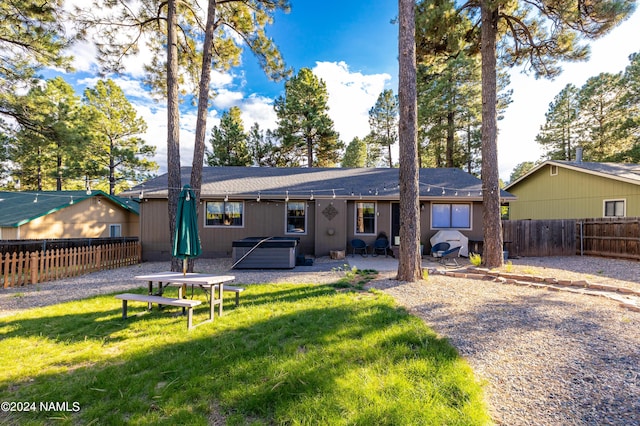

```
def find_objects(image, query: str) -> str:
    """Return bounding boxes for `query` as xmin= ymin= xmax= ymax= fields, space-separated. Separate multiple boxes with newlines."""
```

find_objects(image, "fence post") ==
xmin=2 ymin=253 xmax=9 ymax=288
xmin=30 ymin=252 xmax=39 ymax=284
xmin=96 ymin=246 xmax=102 ymax=271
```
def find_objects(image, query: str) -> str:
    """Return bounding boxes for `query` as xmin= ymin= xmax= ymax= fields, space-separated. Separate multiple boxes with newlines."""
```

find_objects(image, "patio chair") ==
xmin=350 ymin=239 xmax=368 ymax=257
xmin=440 ymin=246 xmax=461 ymax=267
xmin=372 ymin=238 xmax=391 ymax=257
xmin=430 ymin=242 xmax=450 ymax=258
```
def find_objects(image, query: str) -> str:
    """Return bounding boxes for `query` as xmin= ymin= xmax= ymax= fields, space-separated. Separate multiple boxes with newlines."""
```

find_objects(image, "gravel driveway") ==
xmin=1 ymin=255 xmax=639 ymax=425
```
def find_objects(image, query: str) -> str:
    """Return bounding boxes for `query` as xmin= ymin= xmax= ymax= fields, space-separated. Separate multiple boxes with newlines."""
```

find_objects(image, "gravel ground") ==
xmin=1 ymin=255 xmax=639 ymax=425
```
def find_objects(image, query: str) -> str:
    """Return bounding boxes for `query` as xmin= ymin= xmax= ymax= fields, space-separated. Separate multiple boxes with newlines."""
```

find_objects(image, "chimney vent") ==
xmin=575 ymin=147 xmax=583 ymax=163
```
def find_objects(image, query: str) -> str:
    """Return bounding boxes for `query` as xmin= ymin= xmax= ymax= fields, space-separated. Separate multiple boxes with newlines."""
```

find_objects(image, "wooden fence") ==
xmin=502 ymin=219 xmax=576 ymax=258
xmin=503 ymin=218 xmax=640 ymax=260
xmin=577 ymin=217 xmax=640 ymax=261
xmin=1 ymin=241 xmax=141 ymax=288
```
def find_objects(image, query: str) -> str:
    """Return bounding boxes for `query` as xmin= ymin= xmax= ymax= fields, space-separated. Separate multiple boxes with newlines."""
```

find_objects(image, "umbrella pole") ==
xmin=183 ymin=258 xmax=187 ymax=276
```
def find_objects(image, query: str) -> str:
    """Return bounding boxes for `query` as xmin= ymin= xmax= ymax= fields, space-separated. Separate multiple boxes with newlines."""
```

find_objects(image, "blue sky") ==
xmin=53 ymin=2 xmax=640 ymax=181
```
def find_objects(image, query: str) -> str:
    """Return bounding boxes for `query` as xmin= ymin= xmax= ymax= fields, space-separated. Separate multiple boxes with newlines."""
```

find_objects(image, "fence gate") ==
xmin=577 ymin=218 xmax=640 ymax=261
xmin=502 ymin=219 xmax=576 ymax=258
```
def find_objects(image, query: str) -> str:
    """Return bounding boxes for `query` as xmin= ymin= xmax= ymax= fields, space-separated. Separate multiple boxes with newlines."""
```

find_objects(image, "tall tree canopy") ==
xmin=453 ymin=0 xmax=635 ymax=268
xmin=206 ymin=106 xmax=251 ymax=166
xmin=369 ymin=89 xmax=399 ymax=167
xmin=536 ymin=83 xmax=580 ymax=160
xmin=274 ymin=68 xmax=342 ymax=167
xmin=0 ymin=0 xmax=73 ymax=90
xmin=342 ymin=137 xmax=367 ymax=168
xmin=82 ymin=79 xmax=157 ymax=195
xmin=78 ymin=0 xmax=289 ymax=270
xmin=9 ymin=77 xmax=85 ymax=191
xmin=535 ymin=51 xmax=640 ymax=163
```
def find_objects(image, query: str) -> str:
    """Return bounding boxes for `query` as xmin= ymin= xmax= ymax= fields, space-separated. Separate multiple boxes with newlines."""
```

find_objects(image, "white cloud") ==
xmin=240 ymin=95 xmax=277 ymax=130
xmin=312 ymin=61 xmax=391 ymax=142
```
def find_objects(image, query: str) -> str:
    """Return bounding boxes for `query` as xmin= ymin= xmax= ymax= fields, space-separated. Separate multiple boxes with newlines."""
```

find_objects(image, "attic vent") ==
xmin=550 ymin=165 xmax=558 ymax=176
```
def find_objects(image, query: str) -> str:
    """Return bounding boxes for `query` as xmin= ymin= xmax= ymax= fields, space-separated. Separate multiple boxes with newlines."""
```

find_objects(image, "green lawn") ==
xmin=0 ymin=278 xmax=491 ymax=425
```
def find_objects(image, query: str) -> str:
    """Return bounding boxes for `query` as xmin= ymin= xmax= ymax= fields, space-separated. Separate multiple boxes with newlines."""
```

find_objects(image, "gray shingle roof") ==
xmin=0 ymin=190 xmax=139 ymax=227
xmin=126 ymin=167 xmax=514 ymax=200
xmin=559 ymin=161 xmax=640 ymax=183
xmin=505 ymin=160 xmax=640 ymax=190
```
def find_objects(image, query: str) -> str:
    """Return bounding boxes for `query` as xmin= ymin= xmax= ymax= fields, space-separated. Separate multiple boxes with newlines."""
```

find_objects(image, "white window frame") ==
xmin=603 ymin=199 xmax=626 ymax=218
xmin=354 ymin=201 xmax=377 ymax=235
xmin=109 ymin=224 xmax=122 ymax=237
xmin=204 ymin=200 xmax=245 ymax=228
xmin=285 ymin=201 xmax=307 ymax=235
xmin=550 ymin=165 xmax=558 ymax=176
xmin=430 ymin=203 xmax=472 ymax=230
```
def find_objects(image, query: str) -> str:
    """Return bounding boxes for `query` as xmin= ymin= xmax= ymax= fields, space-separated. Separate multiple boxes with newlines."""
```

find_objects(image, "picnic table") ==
xmin=134 ymin=271 xmax=235 ymax=319
xmin=114 ymin=272 xmax=237 ymax=329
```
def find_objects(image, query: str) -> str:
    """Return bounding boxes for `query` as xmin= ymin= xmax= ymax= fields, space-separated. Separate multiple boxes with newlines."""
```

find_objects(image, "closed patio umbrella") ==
xmin=173 ymin=185 xmax=202 ymax=275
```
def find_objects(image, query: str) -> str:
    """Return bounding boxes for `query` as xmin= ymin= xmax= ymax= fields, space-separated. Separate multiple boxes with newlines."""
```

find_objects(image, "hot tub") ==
xmin=232 ymin=237 xmax=299 ymax=269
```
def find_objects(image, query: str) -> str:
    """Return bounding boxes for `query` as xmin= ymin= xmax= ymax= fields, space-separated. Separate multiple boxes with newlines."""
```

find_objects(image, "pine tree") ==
xmin=206 ymin=107 xmax=251 ymax=166
xmin=274 ymin=68 xmax=342 ymax=167
xmin=536 ymin=84 xmax=580 ymax=160
xmin=454 ymin=0 xmax=635 ymax=268
xmin=82 ymin=79 xmax=158 ymax=194
xmin=578 ymin=72 xmax=630 ymax=160
xmin=10 ymin=77 xmax=85 ymax=191
xmin=369 ymin=89 xmax=399 ymax=167
xmin=342 ymin=137 xmax=367 ymax=167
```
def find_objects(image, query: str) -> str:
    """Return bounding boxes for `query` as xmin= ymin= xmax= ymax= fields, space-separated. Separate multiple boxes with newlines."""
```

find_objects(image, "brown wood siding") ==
xmin=509 ymin=164 xmax=640 ymax=219
xmin=139 ymin=198 xmax=487 ymax=259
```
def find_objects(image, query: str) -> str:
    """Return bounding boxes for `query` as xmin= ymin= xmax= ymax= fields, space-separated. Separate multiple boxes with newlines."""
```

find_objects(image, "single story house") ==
xmin=505 ymin=160 xmax=640 ymax=220
xmin=0 ymin=190 xmax=140 ymax=240
xmin=128 ymin=167 xmax=515 ymax=261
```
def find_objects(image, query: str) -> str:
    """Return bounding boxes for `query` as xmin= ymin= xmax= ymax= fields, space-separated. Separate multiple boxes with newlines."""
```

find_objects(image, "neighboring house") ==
xmin=505 ymin=160 xmax=640 ymax=220
xmin=127 ymin=167 xmax=515 ymax=261
xmin=0 ymin=190 xmax=140 ymax=240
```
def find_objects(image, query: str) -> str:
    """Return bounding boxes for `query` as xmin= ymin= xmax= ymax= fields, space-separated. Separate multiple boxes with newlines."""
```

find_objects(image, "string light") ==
xmin=33 ymin=194 xmax=38 ymax=203
xmin=70 ymin=196 xmax=74 ymax=205
xmin=257 ymin=191 xmax=261 ymax=202
xmin=186 ymin=191 xmax=191 ymax=201
xmin=309 ymin=190 xmax=314 ymax=201
xmin=332 ymin=189 xmax=336 ymax=199
xmin=224 ymin=192 xmax=229 ymax=202
xmin=285 ymin=190 xmax=289 ymax=202
xmin=139 ymin=190 xmax=144 ymax=199
xmin=442 ymin=188 xmax=446 ymax=195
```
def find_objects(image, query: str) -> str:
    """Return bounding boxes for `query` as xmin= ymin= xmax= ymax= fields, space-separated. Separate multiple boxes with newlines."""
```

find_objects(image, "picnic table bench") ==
xmin=115 ymin=293 xmax=202 ymax=330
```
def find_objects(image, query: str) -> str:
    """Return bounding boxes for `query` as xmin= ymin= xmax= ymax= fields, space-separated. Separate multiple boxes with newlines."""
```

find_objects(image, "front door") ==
xmin=391 ymin=203 xmax=400 ymax=245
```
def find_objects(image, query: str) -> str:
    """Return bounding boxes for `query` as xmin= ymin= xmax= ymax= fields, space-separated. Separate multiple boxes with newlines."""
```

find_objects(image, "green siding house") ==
xmin=505 ymin=161 xmax=640 ymax=220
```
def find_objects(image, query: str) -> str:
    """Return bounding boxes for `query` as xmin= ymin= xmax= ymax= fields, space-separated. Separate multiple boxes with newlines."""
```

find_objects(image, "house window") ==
xmin=355 ymin=202 xmax=376 ymax=235
xmin=550 ymin=165 xmax=558 ymax=176
xmin=286 ymin=201 xmax=306 ymax=234
xmin=109 ymin=224 xmax=122 ymax=237
xmin=432 ymin=203 xmax=471 ymax=229
xmin=205 ymin=201 xmax=244 ymax=227
xmin=604 ymin=199 xmax=625 ymax=217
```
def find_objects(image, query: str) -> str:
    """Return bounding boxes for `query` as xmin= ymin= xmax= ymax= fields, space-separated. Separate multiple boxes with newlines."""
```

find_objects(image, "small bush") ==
xmin=469 ymin=253 xmax=482 ymax=266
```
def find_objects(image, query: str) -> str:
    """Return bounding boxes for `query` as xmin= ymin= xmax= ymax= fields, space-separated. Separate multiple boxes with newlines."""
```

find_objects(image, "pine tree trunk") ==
xmin=190 ymin=0 xmax=217 ymax=201
xmin=446 ymin=110 xmax=454 ymax=167
xmin=397 ymin=0 xmax=422 ymax=282
xmin=167 ymin=0 xmax=181 ymax=272
xmin=480 ymin=1 xmax=503 ymax=268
